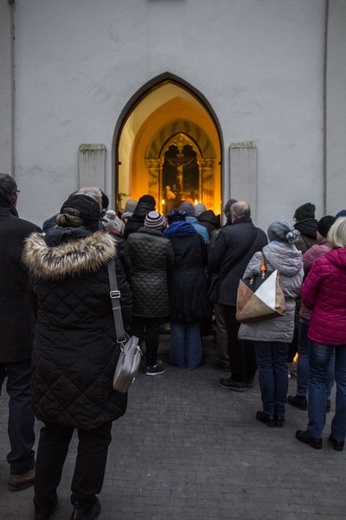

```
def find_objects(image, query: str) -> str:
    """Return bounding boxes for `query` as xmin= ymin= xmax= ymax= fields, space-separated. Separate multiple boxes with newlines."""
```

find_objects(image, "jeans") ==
xmin=131 ymin=316 xmax=162 ymax=366
xmin=296 ymin=320 xmax=335 ymax=399
xmin=0 ymin=360 xmax=35 ymax=475
xmin=255 ymin=342 xmax=289 ymax=416
xmin=34 ymin=421 xmax=112 ymax=511
xmin=308 ymin=342 xmax=346 ymax=441
xmin=223 ymin=305 xmax=256 ymax=382
xmin=169 ymin=320 xmax=202 ymax=369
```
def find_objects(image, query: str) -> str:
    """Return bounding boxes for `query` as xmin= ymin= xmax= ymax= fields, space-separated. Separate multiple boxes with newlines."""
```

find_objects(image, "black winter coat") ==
xmin=197 ymin=210 xmax=220 ymax=237
xmin=167 ymin=229 xmax=209 ymax=322
xmin=23 ymin=228 xmax=127 ymax=430
xmin=108 ymin=230 xmax=133 ymax=328
xmin=127 ymin=227 xmax=174 ymax=317
xmin=208 ymin=217 xmax=268 ymax=306
xmin=0 ymin=202 xmax=40 ymax=363
xmin=124 ymin=201 xmax=155 ymax=238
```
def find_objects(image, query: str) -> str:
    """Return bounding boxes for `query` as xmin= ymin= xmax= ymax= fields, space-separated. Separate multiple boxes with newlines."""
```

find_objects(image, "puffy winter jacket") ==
xmin=299 ymin=238 xmax=330 ymax=321
xmin=301 ymin=247 xmax=346 ymax=345
xmin=127 ymin=227 xmax=174 ymax=317
xmin=239 ymin=241 xmax=303 ymax=343
xmin=23 ymin=228 xmax=127 ymax=430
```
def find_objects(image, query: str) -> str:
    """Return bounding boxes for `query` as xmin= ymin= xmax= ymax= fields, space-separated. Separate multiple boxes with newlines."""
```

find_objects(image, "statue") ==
xmin=166 ymin=157 xmax=194 ymax=193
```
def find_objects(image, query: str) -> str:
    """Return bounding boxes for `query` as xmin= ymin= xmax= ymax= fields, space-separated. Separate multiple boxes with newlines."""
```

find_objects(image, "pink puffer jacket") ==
xmin=302 ymin=247 xmax=346 ymax=345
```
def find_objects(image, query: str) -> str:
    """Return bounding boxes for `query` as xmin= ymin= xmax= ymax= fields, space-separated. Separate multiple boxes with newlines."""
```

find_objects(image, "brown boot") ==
xmin=8 ymin=468 xmax=35 ymax=491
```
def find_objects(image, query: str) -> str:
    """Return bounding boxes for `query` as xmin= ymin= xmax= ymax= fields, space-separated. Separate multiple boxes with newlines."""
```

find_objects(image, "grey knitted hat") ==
xmin=144 ymin=211 xmax=165 ymax=230
xmin=179 ymin=201 xmax=195 ymax=217
xmin=267 ymin=220 xmax=300 ymax=244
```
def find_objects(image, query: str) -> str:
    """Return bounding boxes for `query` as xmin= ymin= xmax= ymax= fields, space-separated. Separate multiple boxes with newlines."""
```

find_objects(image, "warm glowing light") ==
xmin=194 ymin=199 xmax=198 ymax=205
xmin=162 ymin=199 xmax=165 ymax=205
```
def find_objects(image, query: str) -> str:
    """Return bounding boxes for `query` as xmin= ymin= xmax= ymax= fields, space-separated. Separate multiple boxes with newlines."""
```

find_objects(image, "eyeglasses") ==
xmin=14 ymin=189 xmax=20 ymax=193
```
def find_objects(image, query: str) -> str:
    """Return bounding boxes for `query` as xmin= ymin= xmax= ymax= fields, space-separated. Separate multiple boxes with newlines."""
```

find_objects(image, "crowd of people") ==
xmin=1 ymin=171 xmax=345 ymax=520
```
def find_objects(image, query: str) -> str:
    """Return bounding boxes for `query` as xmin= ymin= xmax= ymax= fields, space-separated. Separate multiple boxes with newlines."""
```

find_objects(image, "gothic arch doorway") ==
xmin=114 ymin=74 xmax=222 ymax=217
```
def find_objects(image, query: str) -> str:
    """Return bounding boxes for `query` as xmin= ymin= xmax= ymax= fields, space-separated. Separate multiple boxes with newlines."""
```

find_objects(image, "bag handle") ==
xmin=259 ymin=251 xmax=267 ymax=279
xmin=107 ymin=258 xmax=126 ymax=344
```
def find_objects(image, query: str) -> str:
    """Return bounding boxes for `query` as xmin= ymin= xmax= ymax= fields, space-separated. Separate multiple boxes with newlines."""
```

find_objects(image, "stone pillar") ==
xmin=199 ymin=158 xmax=216 ymax=210
xmin=229 ymin=142 xmax=257 ymax=220
xmin=78 ymin=144 xmax=106 ymax=189
xmin=145 ymin=158 xmax=161 ymax=210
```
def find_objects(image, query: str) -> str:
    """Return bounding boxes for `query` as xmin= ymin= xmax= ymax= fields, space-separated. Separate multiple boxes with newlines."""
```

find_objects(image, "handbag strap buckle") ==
xmin=110 ymin=290 xmax=121 ymax=299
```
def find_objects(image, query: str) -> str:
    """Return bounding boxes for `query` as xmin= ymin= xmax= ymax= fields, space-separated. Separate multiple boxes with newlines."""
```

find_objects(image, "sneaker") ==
xmin=71 ymin=498 xmax=101 ymax=520
xmin=287 ymin=394 xmax=307 ymax=410
xmin=9 ymin=468 xmax=35 ymax=492
xmin=219 ymin=377 xmax=246 ymax=392
xmin=145 ymin=360 xmax=165 ymax=376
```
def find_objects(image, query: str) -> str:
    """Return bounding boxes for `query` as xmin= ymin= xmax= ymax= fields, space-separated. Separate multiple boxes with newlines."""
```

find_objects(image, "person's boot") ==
xmin=71 ymin=498 xmax=101 ymax=520
xmin=287 ymin=394 xmax=307 ymax=410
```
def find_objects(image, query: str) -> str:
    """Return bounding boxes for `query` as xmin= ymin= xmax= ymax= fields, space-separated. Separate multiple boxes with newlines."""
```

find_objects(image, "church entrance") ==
xmin=115 ymin=74 xmax=222 ymax=217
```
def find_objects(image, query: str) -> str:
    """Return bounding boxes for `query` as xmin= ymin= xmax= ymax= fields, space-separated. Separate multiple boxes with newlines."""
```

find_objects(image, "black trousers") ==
xmin=131 ymin=316 xmax=162 ymax=366
xmin=223 ymin=304 xmax=256 ymax=382
xmin=34 ymin=421 xmax=112 ymax=511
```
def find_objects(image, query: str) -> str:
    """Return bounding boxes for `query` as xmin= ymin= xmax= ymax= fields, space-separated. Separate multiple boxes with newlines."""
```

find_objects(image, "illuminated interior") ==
xmin=117 ymin=81 xmax=221 ymax=216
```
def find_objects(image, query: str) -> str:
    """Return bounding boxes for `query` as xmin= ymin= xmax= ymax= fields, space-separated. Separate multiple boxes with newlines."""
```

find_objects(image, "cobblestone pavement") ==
xmin=1 ymin=334 xmax=346 ymax=519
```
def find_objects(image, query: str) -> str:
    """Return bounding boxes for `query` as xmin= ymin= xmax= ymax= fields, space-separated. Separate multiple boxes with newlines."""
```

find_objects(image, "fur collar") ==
xmin=23 ymin=230 xmax=116 ymax=280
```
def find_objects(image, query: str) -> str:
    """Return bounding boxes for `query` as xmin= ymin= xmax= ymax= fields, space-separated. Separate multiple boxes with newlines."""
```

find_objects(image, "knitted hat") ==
xmin=194 ymin=203 xmax=207 ymax=217
xmin=167 ymin=209 xmax=186 ymax=224
xmin=317 ymin=215 xmax=336 ymax=238
xmin=180 ymin=201 xmax=195 ymax=217
xmin=138 ymin=194 xmax=156 ymax=208
xmin=104 ymin=209 xmax=125 ymax=234
xmin=124 ymin=198 xmax=138 ymax=214
xmin=335 ymin=209 xmax=346 ymax=219
xmin=294 ymin=202 xmax=316 ymax=221
xmin=267 ymin=220 xmax=300 ymax=244
xmin=144 ymin=211 xmax=165 ymax=230
xmin=60 ymin=194 xmax=103 ymax=223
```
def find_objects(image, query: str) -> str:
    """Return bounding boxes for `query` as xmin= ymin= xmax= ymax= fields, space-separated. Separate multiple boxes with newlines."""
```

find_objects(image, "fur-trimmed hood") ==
xmin=23 ymin=228 xmax=116 ymax=280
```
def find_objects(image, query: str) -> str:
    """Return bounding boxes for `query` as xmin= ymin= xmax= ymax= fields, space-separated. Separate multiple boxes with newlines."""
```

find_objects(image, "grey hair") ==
xmin=231 ymin=201 xmax=251 ymax=219
xmin=0 ymin=173 xmax=17 ymax=204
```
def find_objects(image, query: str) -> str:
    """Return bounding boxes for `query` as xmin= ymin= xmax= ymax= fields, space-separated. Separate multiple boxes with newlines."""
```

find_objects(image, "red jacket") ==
xmin=301 ymin=247 xmax=346 ymax=345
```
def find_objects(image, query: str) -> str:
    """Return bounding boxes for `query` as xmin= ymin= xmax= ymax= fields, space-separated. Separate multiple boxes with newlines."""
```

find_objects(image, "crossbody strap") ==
xmin=107 ymin=258 xmax=126 ymax=343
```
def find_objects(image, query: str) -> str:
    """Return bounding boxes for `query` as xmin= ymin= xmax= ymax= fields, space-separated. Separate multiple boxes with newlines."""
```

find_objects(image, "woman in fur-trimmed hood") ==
xmin=23 ymin=194 xmax=128 ymax=519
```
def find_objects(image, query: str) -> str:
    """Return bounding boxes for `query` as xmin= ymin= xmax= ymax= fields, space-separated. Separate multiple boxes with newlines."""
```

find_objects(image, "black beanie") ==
xmin=138 ymin=194 xmax=156 ymax=208
xmin=294 ymin=202 xmax=316 ymax=221
xmin=317 ymin=215 xmax=336 ymax=238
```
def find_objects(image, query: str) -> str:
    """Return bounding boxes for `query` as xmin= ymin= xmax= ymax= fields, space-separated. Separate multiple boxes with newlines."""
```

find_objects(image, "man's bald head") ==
xmin=231 ymin=201 xmax=251 ymax=222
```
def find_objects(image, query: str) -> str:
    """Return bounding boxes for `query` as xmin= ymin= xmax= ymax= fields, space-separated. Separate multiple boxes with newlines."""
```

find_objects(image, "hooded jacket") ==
xmin=301 ymin=247 xmax=346 ymax=345
xmin=239 ymin=241 xmax=303 ymax=343
xmin=294 ymin=218 xmax=318 ymax=253
xmin=23 ymin=228 xmax=127 ymax=430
